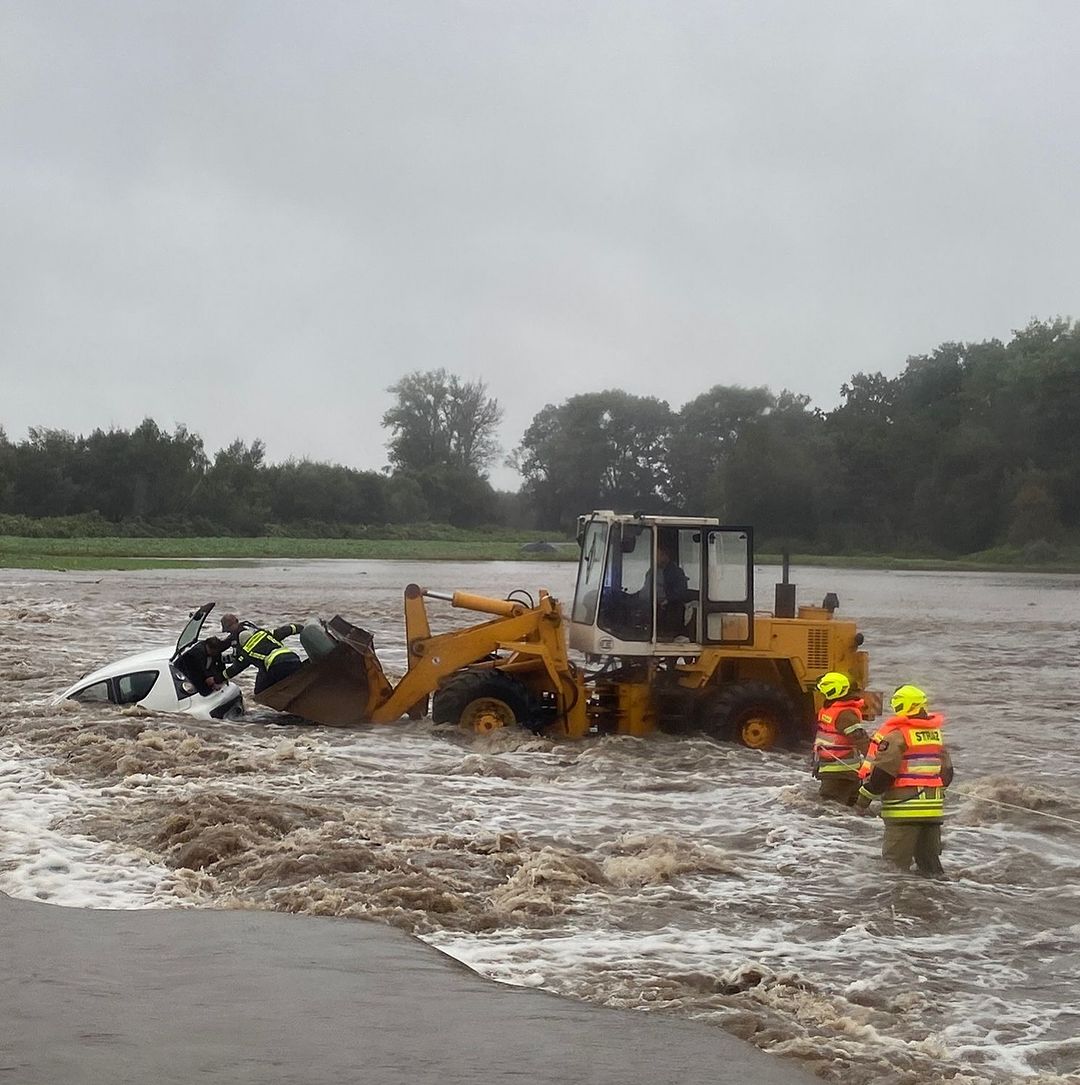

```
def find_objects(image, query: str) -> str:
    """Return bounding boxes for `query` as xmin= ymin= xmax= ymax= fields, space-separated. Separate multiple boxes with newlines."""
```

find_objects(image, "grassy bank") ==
xmin=0 ymin=535 xmax=578 ymax=570
xmin=3 ymin=534 xmax=1080 ymax=574
xmin=758 ymin=552 xmax=1080 ymax=573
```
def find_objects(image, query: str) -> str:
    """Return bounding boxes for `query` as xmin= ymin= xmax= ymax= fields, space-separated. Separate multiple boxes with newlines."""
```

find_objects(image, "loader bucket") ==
xmin=254 ymin=616 xmax=394 ymax=726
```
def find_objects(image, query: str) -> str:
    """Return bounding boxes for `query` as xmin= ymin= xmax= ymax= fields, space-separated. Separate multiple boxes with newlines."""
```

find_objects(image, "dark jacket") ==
xmin=654 ymin=561 xmax=698 ymax=638
xmin=176 ymin=640 xmax=226 ymax=696
xmin=657 ymin=561 xmax=696 ymax=606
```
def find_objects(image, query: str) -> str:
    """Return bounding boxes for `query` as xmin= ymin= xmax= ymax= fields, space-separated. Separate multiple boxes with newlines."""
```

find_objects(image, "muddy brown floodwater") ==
xmin=2 ymin=560 xmax=1079 ymax=1084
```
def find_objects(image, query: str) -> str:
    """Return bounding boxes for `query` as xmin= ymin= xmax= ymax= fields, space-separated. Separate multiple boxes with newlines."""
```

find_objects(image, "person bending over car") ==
xmin=220 ymin=613 xmax=305 ymax=693
xmin=176 ymin=635 xmax=229 ymax=696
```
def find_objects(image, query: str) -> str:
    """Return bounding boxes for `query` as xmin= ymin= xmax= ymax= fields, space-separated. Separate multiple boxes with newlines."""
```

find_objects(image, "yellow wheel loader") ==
xmin=257 ymin=511 xmax=880 ymax=748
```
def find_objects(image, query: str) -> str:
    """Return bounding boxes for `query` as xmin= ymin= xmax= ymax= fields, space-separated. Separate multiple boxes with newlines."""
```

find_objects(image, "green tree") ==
xmin=1006 ymin=319 xmax=1080 ymax=526
xmin=267 ymin=460 xmax=389 ymax=526
xmin=666 ymin=385 xmax=773 ymax=513
xmin=78 ymin=420 xmax=207 ymax=522
xmin=823 ymin=372 xmax=902 ymax=549
xmin=198 ymin=439 xmax=270 ymax=535
xmin=0 ymin=427 xmax=13 ymax=512
xmin=408 ymin=463 xmax=499 ymax=527
xmin=724 ymin=392 xmax=829 ymax=544
xmin=516 ymin=391 xmax=673 ymax=530
xmin=383 ymin=369 xmax=503 ymax=475
xmin=385 ymin=473 xmax=428 ymax=523
xmin=1006 ymin=467 xmax=1062 ymax=546
xmin=11 ymin=428 xmax=82 ymax=517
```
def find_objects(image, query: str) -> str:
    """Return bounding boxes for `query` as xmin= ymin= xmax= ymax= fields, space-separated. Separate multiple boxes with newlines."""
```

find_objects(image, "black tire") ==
xmin=695 ymin=681 xmax=800 ymax=751
xmin=431 ymin=671 xmax=536 ymax=734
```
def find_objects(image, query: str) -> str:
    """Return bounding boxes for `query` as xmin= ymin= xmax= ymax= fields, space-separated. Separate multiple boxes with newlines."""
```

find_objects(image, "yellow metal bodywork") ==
xmin=382 ymin=587 xmax=876 ymax=736
xmin=265 ymin=583 xmax=876 ymax=742
xmin=365 ymin=585 xmax=590 ymax=737
xmin=604 ymin=679 xmax=656 ymax=737
xmin=673 ymin=613 xmax=869 ymax=692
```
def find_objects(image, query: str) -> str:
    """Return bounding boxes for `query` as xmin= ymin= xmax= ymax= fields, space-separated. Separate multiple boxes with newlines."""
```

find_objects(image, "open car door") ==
xmin=173 ymin=602 xmax=216 ymax=662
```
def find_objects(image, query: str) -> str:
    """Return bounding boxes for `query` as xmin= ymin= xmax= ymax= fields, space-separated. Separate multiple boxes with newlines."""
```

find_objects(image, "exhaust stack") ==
xmin=774 ymin=548 xmax=797 ymax=618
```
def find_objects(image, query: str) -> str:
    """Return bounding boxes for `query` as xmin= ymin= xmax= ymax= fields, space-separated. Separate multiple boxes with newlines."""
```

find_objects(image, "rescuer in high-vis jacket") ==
xmin=855 ymin=684 xmax=954 ymax=875
xmin=220 ymin=613 xmax=305 ymax=693
xmin=812 ymin=671 xmax=870 ymax=805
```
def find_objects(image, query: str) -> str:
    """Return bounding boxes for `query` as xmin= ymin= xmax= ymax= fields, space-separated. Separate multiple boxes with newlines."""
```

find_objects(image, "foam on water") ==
xmin=2 ymin=562 xmax=1080 ymax=1083
xmin=0 ymin=739 xmax=183 ymax=908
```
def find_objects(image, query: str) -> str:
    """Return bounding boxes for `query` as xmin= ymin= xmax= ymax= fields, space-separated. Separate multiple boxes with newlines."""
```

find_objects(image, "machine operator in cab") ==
xmin=855 ymin=684 xmax=954 ymax=876
xmin=220 ymin=613 xmax=305 ymax=693
xmin=651 ymin=533 xmax=699 ymax=640
xmin=812 ymin=671 xmax=870 ymax=805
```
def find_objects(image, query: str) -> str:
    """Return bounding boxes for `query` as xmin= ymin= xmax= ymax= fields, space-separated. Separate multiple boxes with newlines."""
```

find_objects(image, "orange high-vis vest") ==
xmin=860 ymin=713 xmax=945 ymax=788
xmin=814 ymin=697 xmax=866 ymax=772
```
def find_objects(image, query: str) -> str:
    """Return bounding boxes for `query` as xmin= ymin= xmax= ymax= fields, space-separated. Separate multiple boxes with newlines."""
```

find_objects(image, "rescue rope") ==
xmin=955 ymin=793 xmax=1080 ymax=830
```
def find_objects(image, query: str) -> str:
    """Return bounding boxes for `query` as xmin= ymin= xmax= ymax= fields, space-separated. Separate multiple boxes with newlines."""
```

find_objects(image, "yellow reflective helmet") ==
xmin=817 ymin=672 xmax=851 ymax=700
xmin=891 ymin=684 xmax=928 ymax=717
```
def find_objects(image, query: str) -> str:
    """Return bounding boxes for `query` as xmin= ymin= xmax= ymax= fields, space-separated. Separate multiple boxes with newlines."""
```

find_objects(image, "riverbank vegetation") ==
xmin=2 ymin=320 xmax=1079 ymax=568
xmin=0 ymin=530 xmax=573 ymax=569
xmin=4 ymin=534 xmax=1079 ymax=573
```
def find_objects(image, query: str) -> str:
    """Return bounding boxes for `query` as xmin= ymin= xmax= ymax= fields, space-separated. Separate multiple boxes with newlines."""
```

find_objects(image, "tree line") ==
xmin=2 ymin=320 xmax=1078 ymax=555
xmin=516 ymin=318 xmax=1080 ymax=556
xmin=0 ymin=369 xmax=510 ymax=536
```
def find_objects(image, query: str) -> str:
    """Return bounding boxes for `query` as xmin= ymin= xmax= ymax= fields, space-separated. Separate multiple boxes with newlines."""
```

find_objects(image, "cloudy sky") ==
xmin=2 ymin=1 xmax=1078 ymax=488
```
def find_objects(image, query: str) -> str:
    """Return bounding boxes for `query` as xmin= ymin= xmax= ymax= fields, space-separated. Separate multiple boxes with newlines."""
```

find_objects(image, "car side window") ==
xmin=72 ymin=680 xmax=113 ymax=704
xmin=116 ymin=671 xmax=158 ymax=704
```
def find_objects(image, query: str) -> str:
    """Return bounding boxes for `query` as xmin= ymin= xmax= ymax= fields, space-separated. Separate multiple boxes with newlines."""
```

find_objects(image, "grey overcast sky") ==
xmin=2 ymin=2 xmax=1078 ymax=488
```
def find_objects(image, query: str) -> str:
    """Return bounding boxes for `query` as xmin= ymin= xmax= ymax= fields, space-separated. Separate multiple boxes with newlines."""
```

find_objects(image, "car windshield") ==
xmin=174 ymin=603 xmax=214 ymax=658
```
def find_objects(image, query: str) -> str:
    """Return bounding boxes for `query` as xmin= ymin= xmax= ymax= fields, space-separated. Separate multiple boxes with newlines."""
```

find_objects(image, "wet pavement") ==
xmin=0 ymin=891 xmax=816 ymax=1085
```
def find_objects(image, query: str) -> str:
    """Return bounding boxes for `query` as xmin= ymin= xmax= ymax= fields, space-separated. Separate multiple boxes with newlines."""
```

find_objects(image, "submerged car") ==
xmin=56 ymin=602 xmax=244 ymax=721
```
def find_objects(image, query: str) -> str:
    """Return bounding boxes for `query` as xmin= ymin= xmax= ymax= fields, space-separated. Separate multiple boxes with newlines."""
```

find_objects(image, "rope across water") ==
xmin=952 ymin=791 xmax=1080 ymax=830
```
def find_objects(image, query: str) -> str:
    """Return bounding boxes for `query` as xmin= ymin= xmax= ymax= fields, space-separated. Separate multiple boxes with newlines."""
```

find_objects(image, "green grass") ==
xmin=4 ymin=534 xmax=1079 ymax=574
xmin=0 ymin=535 xmax=579 ymax=570
xmin=759 ymin=551 xmax=1080 ymax=573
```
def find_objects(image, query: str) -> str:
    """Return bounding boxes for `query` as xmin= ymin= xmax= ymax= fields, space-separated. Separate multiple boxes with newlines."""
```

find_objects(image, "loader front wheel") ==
xmin=432 ymin=671 xmax=535 ymax=734
xmin=697 ymin=682 xmax=798 ymax=751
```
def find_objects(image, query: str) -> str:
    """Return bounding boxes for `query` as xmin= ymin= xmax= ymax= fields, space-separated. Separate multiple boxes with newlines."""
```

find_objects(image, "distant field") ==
xmin=778 ymin=551 xmax=1080 ymax=573
xmin=0 ymin=535 xmax=579 ymax=570
xmin=2 ymin=534 xmax=1077 ymax=573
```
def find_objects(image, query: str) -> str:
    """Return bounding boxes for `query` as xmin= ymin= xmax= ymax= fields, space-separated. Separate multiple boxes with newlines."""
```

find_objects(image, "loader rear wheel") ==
xmin=697 ymin=682 xmax=798 ymax=751
xmin=431 ymin=671 xmax=535 ymax=734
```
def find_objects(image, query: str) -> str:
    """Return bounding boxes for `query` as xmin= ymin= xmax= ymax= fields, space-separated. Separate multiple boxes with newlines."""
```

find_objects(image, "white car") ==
xmin=56 ymin=603 xmax=244 ymax=721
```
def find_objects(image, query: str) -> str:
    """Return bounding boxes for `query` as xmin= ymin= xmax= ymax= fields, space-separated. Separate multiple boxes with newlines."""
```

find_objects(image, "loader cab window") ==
xmin=703 ymin=528 xmax=754 ymax=644
xmin=597 ymin=523 xmax=653 ymax=642
xmin=655 ymin=528 xmax=702 ymax=642
xmin=572 ymin=520 xmax=608 ymax=624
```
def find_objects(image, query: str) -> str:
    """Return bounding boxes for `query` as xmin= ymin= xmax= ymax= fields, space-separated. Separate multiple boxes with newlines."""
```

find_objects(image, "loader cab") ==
xmin=569 ymin=511 xmax=755 ymax=657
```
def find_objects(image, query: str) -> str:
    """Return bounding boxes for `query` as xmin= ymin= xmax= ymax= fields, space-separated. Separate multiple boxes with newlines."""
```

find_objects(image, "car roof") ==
xmin=68 ymin=647 xmax=173 ymax=690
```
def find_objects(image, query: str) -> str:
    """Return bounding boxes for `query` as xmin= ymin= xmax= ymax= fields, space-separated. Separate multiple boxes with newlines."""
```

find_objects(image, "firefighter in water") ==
xmin=812 ymin=671 xmax=870 ymax=805
xmin=855 ymin=684 xmax=954 ymax=875
xmin=220 ymin=613 xmax=305 ymax=693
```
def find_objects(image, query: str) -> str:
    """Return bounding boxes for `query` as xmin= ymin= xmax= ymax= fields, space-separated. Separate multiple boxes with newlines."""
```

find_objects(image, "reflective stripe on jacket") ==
xmin=880 ymin=787 xmax=946 ymax=820
xmin=813 ymin=697 xmax=866 ymax=773
xmin=860 ymin=713 xmax=947 ymax=820
xmin=239 ymin=628 xmax=293 ymax=670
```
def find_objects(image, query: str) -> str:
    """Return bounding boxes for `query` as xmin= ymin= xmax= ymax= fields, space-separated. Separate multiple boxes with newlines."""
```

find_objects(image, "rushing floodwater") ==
xmin=2 ymin=560 xmax=1079 ymax=1084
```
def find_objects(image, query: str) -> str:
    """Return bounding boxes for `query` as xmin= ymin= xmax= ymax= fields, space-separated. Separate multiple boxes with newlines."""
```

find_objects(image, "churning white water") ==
xmin=2 ymin=560 xmax=1078 ymax=1084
